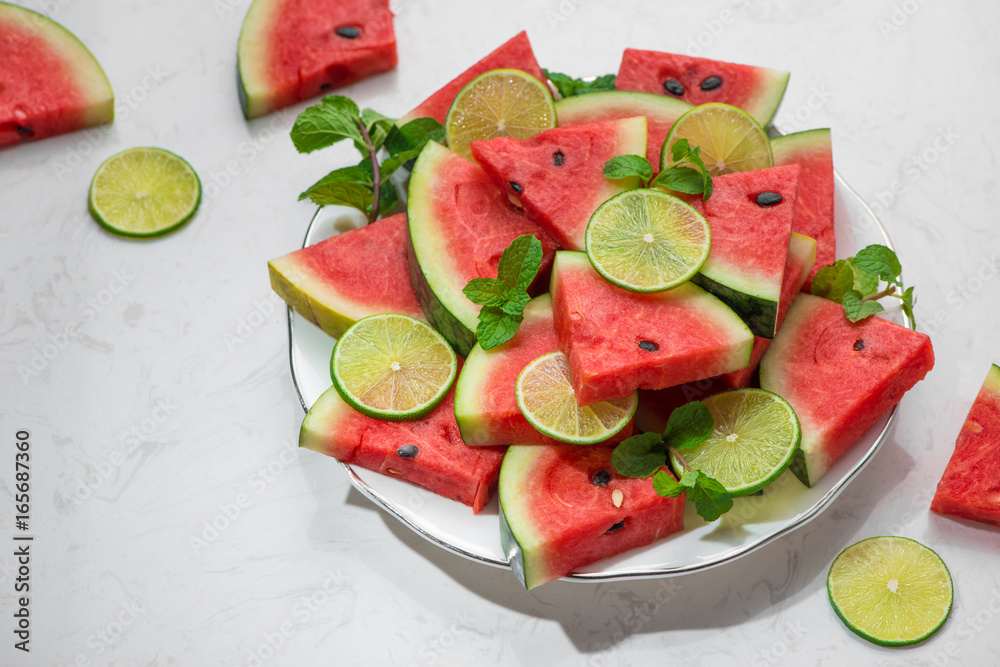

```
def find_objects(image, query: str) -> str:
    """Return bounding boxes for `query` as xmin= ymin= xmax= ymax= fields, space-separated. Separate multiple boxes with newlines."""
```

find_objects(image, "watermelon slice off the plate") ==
xmin=237 ymin=0 xmax=397 ymax=119
xmin=614 ymin=49 xmax=789 ymax=127
xmin=0 ymin=2 xmax=114 ymax=147
xmin=931 ymin=364 xmax=1000 ymax=527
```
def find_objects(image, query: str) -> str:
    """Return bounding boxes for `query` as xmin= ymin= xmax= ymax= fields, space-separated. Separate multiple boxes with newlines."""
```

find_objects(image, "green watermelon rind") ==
xmin=770 ymin=128 xmax=832 ymax=161
xmin=742 ymin=69 xmax=790 ymax=128
xmin=236 ymin=0 xmax=280 ymax=119
xmin=497 ymin=446 xmax=551 ymax=590
xmin=554 ymin=90 xmax=693 ymax=127
xmin=691 ymin=271 xmax=779 ymax=340
xmin=299 ymin=383 xmax=355 ymax=453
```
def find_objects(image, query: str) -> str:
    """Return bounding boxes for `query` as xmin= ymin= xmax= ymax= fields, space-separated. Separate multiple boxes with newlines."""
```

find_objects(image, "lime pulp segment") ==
xmin=661 ymin=103 xmax=772 ymax=176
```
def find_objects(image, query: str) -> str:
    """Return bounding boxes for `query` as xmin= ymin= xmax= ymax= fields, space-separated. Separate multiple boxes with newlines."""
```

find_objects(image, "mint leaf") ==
xmin=842 ymin=290 xmax=884 ymax=322
xmin=812 ymin=245 xmax=916 ymax=323
xmin=897 ymin=285 xmax=916 ymax=324
xmin=603 ymin=155 xmax=653 ymax=183
xmin=298 ymin=165 xmax=371 ymax=202
xmin=652 ymin=470 xmax=685 ymax=497
xmin=811 ymin=259 xmax=857 ymax=302
xmin=464 ymin=236 xmax=543 ymax=350
xmin=497 ymin=235 xmax=543 ymax=292
xmin=662 ymin=401 xmax=714 ymax=451
xmin=304 ymin=180 xmax=374 ymax=211
xmin=476 ymin=308 xmax=521 ymax=350
xmin=684 ymin=471 xmax=734 ymax=522
xmin=657 ymin=139 xmax=713 ymax=200
xmin=651 ymin=166 xmax=705 ymax=194
xmin=543 ymin=70 xmax=616 ymax=98
xmin=291 ymin=96 xmax=364 ymax=153
xmin=386 ymin=117 xmax=445 ymax=156
xmin=377 ymin=178 xmax=398 ymax=217
xmin=611 ymin=432 xmax=667 ymax=479
xmin=463 ymin=278 xmax=508 ymax=307
xmin=853 ymin=244 xmax=902 ymax=287
xmin=360 ymin=108 xmax=394 ymax=151
xmin=501 ymin=290 xmax=531 ymax=317
xmin=853 ymin=262 xmax=880 ymax=297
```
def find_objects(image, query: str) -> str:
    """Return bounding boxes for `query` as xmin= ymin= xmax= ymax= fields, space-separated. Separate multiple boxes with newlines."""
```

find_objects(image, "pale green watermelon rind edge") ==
xmin=236 ymin=0 xmax=280 ymax=119
xmin=268 ymin=255 xmax=365 ymax=339
xmin=691 ymin=271 xmax=779 ymax=340
xmin=497 ymin=446 xmax=553 ymax=590
xmin=770 ymin=128 xmax=832 ymax=163
xmin=298 ymin=384 xmax=355 ymax=455
xmin=554 ymin=90 xmax=693 ymax=127
xmin=987 ymin=364 xmax=1000 ymax=391
xmin=744 ymin=68 xmax=790 ymax=128
xmin=0 ymin=1 xmax=114 ymax=127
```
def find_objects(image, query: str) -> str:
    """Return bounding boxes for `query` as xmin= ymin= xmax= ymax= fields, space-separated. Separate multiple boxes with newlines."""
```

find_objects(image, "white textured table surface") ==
xmin=3 ymin=0 xmax=1000 ymax=665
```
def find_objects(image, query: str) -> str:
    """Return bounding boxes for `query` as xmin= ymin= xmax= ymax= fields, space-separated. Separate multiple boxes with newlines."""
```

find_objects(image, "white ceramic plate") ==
xmin=286 ymin=166 xmax=909 ymax=582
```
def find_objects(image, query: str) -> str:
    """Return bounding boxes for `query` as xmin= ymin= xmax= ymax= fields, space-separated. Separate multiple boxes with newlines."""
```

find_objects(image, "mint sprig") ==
xmin=811 ymin=244 xmax=915 ymax=323
xmin=291 ymin=96 xmax=444 ymax=223
xmin=543 ymin=70 xmax=616 ymax=98
xmin=602 ymin=139 xmax=714 ymax=200
xmin=462 ymin=235 xmax=543 ymax=349
xmin=610 ymin=402 xmax=733 ymax=522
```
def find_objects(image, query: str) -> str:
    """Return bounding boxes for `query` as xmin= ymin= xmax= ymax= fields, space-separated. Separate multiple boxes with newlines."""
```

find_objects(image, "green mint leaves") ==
xmin=611 ymin=402 xmax=733 ymax=522
xmin=603 ymin=139 xmax=714 ymax=200
xmin=811 ymin=244 xmax=915 ymax=323
xmin=463 ymin=235 xmax=543 ymax=349
xmin=543 ymin=70 xmax=616 ymax=98
xmin=291 ymin=95 xmax=444 ymax=223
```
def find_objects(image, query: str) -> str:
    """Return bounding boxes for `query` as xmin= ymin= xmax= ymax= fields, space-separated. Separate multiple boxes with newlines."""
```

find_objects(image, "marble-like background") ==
xmin=2 ymin=0 xmax=999 ymax=665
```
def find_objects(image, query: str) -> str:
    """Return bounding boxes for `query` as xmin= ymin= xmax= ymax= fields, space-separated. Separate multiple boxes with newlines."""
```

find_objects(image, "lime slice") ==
xmin=669 ymin=389 xmax=800 ymax=496
xmin=585 ymin=189 xmax=710 ymax=293
xmin=88 ymin=147 xmax=201 ymax=238
xmin=330 ymin=314 xmax=458 ymax=421
xmin=445 ymin=68 xmax=556 ymax=159
xmin=661 ymin=103 xmax=772 ymax=176
xmin=516 ymin=350 xmax=636 ymax=444
xmin=828 ymin=536 xmax=953 ymax=646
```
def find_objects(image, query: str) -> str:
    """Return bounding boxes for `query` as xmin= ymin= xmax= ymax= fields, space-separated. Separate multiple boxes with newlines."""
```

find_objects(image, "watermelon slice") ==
xmin=399 ymin=31 xmax=544 ymax=125
xmin=0 ymin=3 xmax=113 ymax=147
xmin=771 ymin=129 xmax=835 ymax=290
xmin=406 ymin=141 xmax=559 ymax=356
xmin=692 ymin=164 xmax=800 ymax=339
xmin=237 ymin=0 xmax=397 ymax=119
xmin=931 ymin=364 xmax=1000 ymax=527
xmin=498 ymin=444 xmax=685 ymax=588
xmin=551 ymin=251 xmax=753 ymax=405
xmin=469 ymin=117 xmax=647 ymax=251
xmin=554 ymin=91 xmax=692 ymax=173
xmin=615 ymin=49 xmax=789 ymax=127
xmin=300 ymin=375 xmax=506 ymax=514
xmin=760 ymin=294 xmax=934 ymax=487
xmin=268 ymin=213 xmax=425 ymax=339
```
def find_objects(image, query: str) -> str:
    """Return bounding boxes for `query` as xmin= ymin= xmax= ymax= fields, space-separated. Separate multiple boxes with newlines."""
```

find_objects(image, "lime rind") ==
xmin=585 ymin=189 xmax=711 ymax=293
xmin=670 ymin=388 xmax=800 ymax=496
xmin=331 ymin=313 xmax=458 ymax=421
xmin=516 ymin=351 xmax=636 ymax=444
xmin=88 ymin=147 xmax=201 ymax=239
xmin=827 ymin=536 xmax=953 ymax=647
xmin=661 ymin=102 xmax=772 ymax=176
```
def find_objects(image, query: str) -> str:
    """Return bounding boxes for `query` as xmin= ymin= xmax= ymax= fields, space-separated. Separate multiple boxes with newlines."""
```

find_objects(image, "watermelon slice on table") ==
xmin=771 ymin=129 xmax=835 ymax=290
xmin=454 ymin=294 xmax=632 ymax=447
xmin=470 ymin=117 xmax=648 ymax=251
xmin=760 ymin=294 xmax=934 ymax=487
xmin=406 ymin=141 xmax=559 ymax=356
xmin=399 ymin=31 xmax=545 ymax=125
xmin=554 ymin=91 xmax=692 ymax=173
xmin=0 ymin=2 xmax=113 ymax=147
xmin=268 ymin=213 xmax=425 ymax=339
xmin=615 ymin=49 xmax=789 ymax=127
xmin=300 ymin=375 xmax=506 ymax=514
xmin=237 ymin=0 xmax=397 ymax=119
xmin=692 ymin=164 xmax=800 ymax=339
xmin=498 ymin=444 xmax=685 ymax=589
xmin=931 ymin=364 xmax=1000 ymax=528
xmin=551 ymin=251 xmax=753 ymax=405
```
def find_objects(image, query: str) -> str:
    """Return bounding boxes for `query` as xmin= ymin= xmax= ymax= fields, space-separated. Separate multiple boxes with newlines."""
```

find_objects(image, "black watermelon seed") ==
xmin=509 ymin=181 xmax=523 ymax=194
xmin=553 ymin=150 xmax=565 ymax=166
xmin=396 ymin=445 xmax=419 ymax=459
xmin=638 ymin=340 xmax=659 ymax=352
xmin=755 ymin=192 xmax=783 ymax=207
xmin=607 ymin=520 xmax=625 ymax=533
xmin=663 ymin=78 xmax=685 ymax=96
xmin=853 ymin=339 xmax=865 ymax=352
xmin=16 ymin=125 xmax=34 ymax=137
xmin=591 ymin=469 xmax=612 ymax=487
xmin=700 ymin=76 xmax=723 ymax=91
xmin=335 ymin=26 xmax=362 ymax=38
xmin=319 ymin=83 xmax=331 ymax=90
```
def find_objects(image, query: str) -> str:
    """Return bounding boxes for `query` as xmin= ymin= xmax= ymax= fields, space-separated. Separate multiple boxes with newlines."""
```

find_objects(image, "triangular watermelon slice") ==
xmin=931 ymin=364 xmax=1000 ymax=528
xmin=615 ymin=49 xmax=789 ymax=127
xmin=399 ymin=31 xmax=545 ymax=124
xmin=268 ymin=213 xmax=426 ymax=339
xmin=760 ymin=294 xmax=934 ymax=487
xmin=470 ymin=117 xmax=648 ymax=250
xmin=237 ymin=0 xmax=398 ymax=119
xmin=771 ymin=129 xmax=835 ymax=290
xmin=692 ymin=164 xmax=800 ymax=339
xmin=0 ymin=3 xmax=113 ymax=147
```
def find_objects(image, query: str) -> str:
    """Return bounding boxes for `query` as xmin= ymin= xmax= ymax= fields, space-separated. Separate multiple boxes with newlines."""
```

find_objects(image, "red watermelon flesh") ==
xmin=238 ymin=0 xmax=397 ymax=119
xmin=931 ymin=364 xmax=1000 ymax=527
xmin=615 ymin=49 xmax=789 ymax=126
xmin=770 ymin=129 xmax=835 ymax=290
xmin=0 ymin=4 xmax=114 ymax=147
xmin=399 ymin=31 xmax=544 ymax=124
xmin=551 ymin=251 xmax=753 ymax=405
xmin=470 ymin=117 xmax=647 ymax=250
xmin=268 ymin=213 xmax=425 ymax=339
xmin=760 ymin=294 xmax=934 ymax=487
xmin=300 ymin=373 xmax=506 ymax=514
xmin=499 ymin=444 xmax=685 ymax=588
